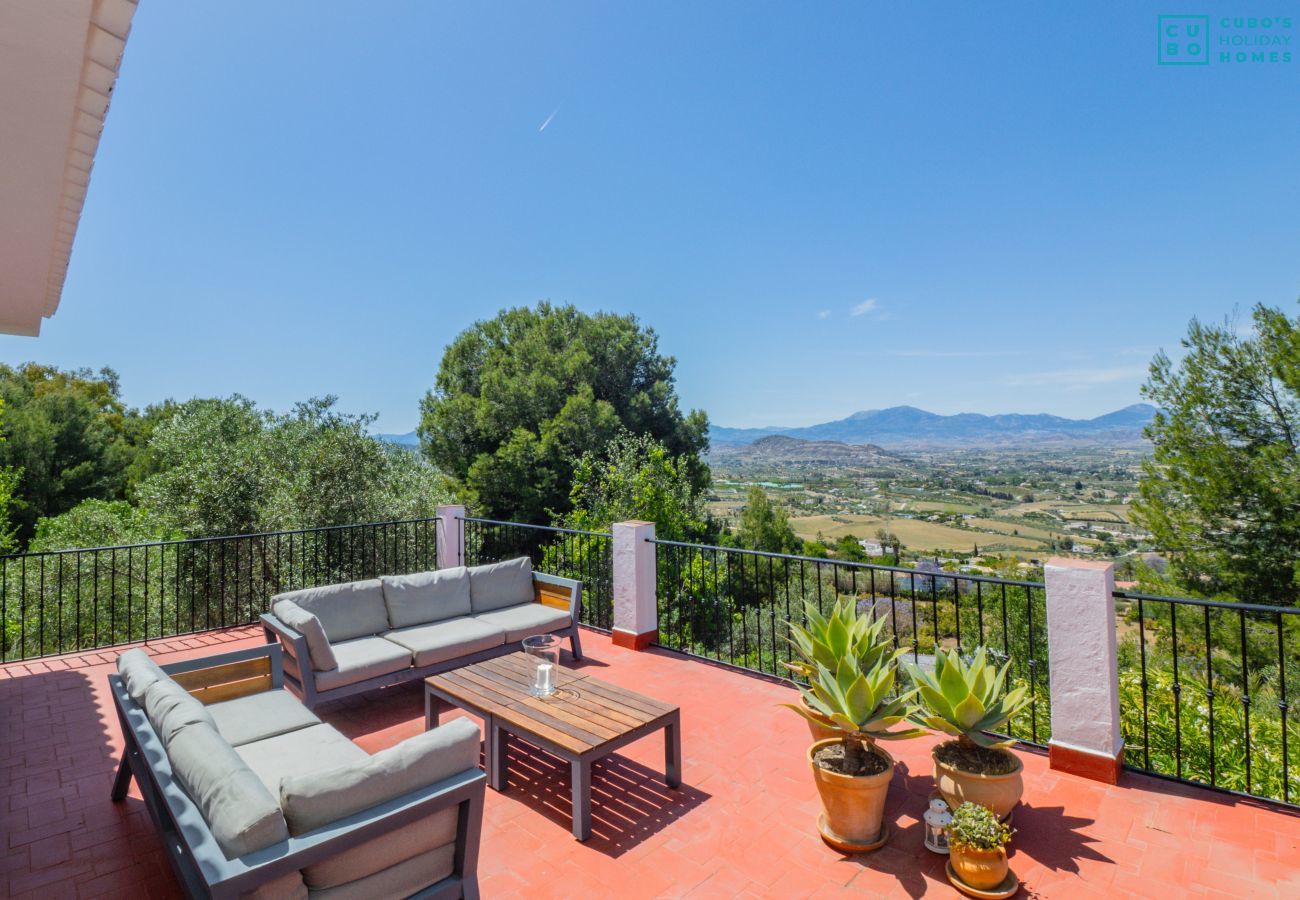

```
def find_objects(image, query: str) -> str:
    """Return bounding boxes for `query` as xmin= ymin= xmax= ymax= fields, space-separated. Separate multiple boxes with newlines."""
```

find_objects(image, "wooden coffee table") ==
xmin=424 ymin=652 xmax=681 ymax=840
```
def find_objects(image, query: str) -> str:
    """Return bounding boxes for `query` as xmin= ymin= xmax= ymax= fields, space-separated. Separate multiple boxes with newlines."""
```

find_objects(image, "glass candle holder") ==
xmin=522 ymin=634 xmax=562 ymax=697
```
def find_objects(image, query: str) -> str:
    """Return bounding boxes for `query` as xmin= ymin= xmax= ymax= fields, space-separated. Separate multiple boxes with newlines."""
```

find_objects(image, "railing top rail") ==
xmin=647 ymin=538 xmax=1045 ymax=589
xmin=458 ymin=516 xmax=611 ymax=539
xmin=1113 ymin=589 xmax=1300 ymax=616
xmin=0 ymin=516 xmax=439 ymax=561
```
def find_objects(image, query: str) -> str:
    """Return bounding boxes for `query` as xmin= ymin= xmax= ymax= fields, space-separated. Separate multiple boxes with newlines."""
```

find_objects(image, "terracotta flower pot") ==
xmin=800 ymin=696 xmax=838 ymax=744
xmin=934 ymin=747 xmax=1023 ymax=820
xmin=949 ymin=843 xmax=1009 ymax=891
xmin=807 ymin=738 xmax=894 ymax=852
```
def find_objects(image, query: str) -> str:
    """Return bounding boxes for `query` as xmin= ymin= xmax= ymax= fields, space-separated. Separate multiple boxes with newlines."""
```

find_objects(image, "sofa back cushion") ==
xmin=273 ymin=599 xmax=339 ymax=671
xmin=280 ymin=716 xmax=480 ymax=835
xmin=143 ymin=678 xmax=217 ymax=745
xmin=381 ymin=567 xmax=472 ymax=628
xmin=117 ymin=648 xmax=167 ymax=703
xmin=272 ymin=579 xmax=388 ymax=643
xmin=468 ymin=557 xmax=534 ymax=613
xmin=167 ymin=720 xmax=289 ymax=859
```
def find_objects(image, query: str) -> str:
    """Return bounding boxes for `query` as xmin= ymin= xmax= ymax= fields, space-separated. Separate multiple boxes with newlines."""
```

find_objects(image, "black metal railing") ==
xmin=1114 ymin=588 xmax=1298 ymax=807
xmin=650 ymin=540 xmax=1049 ymax=746
xmin=461 ymin=517 xmax=613 ymax=630
xmin=0 ymin=517 xmax=438 ymax=663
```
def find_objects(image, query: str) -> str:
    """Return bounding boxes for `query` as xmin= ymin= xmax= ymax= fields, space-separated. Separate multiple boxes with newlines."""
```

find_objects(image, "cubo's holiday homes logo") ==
xmin=1158 ymin=14 xmax=1294 ymax=65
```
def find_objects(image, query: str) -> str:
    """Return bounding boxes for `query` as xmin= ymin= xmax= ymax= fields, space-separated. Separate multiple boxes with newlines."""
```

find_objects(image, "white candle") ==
xmin=536 ymin=662 xmax=554 ymax=693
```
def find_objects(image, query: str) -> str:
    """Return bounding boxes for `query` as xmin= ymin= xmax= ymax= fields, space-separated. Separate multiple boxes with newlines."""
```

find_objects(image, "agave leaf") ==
xmin=845 ymin=672 xmax=878 ymax=720
xmin=937 ymin=650 xmax=967 ymax=699
xmin=970 ymin=649 xmax=990 ymax=697
xmin=966 ymin=729 xmax=1016 ymax=750
xmin=953 ymin=692 xmax=986 ymax=728
xmin=917 ymin=682 xmax=954 ymax=720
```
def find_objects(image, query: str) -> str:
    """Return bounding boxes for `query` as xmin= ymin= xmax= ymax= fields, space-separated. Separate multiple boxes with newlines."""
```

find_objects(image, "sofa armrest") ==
xmin=210 ymin=768 xmax=487 ymax=897
xmin=261 ymin=613 xmax=309 ymax=666
xmin=259 ymin=613 xmax=318 ymax=706
xmin=532 ymin=571 xmax=583 ymax=622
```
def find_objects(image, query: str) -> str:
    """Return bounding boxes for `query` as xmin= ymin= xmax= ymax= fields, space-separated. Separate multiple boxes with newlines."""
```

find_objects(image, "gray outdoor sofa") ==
xmin=260 ymin=557 xmax=583 ymax=710
xmin=109 ymin=642 xmax=485 ymax=899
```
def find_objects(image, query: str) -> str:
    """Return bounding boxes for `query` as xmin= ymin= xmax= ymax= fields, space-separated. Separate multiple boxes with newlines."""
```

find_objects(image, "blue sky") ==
xmin=3 ymin=1 xmax=1297 ymax=431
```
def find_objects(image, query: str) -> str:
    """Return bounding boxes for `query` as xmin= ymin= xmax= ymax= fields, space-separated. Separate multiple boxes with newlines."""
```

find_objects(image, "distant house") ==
xmin=859 ymin=539 xmax=885 ymax=556
xmin=1071 ymin=543 xmax=1095 ymax=554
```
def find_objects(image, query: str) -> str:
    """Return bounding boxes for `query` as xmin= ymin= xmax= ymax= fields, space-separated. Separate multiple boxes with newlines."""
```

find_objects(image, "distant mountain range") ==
xmin=710 ymin=404 xmax=1157 ymax=449
xmin=376 ymin=430 xmax=420 ymax=448
xmin=710 ymin=435 xmax=902 ymax=465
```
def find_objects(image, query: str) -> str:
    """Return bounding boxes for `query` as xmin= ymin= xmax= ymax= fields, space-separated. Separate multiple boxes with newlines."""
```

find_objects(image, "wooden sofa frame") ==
xmin=109 ymin=643 xmax=486 ymax=899
xmin=260 ymin=570 xmax=584 ymax=710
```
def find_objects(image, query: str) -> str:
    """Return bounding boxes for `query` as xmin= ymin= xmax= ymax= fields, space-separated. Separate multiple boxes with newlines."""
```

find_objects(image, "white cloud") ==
xmin=817 ymin=309 xmax=831 ymax=320
xmin=849 ymin=298 xmax=878 ymax=317
xmin=1004 ymin=365 xmax=1148 ymax=390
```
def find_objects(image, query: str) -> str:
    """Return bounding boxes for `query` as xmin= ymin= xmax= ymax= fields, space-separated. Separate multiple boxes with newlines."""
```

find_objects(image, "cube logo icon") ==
xmin=1159 ymin=15 xmax=1210 ymax=65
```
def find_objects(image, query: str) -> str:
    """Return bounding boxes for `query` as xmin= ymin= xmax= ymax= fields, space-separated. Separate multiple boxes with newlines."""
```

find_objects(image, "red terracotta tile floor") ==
xmin=2 ymin=627 xmax=1298 ymax=898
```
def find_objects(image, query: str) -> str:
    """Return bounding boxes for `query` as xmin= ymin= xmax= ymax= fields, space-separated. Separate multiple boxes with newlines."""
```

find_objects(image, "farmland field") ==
xmin=789 ymin=514 xmax=1044 ymax=553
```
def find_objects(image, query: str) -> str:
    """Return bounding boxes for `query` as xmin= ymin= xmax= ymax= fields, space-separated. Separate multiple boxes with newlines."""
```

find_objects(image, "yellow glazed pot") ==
xmin=934 ymin=747 xmax=1023 ymax=821
xmin=807 ymin=738 xmax=894 ymax=852
xmin=949 ymin=843 xmax=1009 ymax=891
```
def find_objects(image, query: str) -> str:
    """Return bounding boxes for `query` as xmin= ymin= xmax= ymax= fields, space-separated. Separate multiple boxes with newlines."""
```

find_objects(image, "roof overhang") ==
xmin=0 ymin=0 xmax=138 ymax=336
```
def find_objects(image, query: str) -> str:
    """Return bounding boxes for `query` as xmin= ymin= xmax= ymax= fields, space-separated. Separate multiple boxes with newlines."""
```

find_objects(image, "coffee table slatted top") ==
xmin=426 ymin=652 xmax=678 ymax=755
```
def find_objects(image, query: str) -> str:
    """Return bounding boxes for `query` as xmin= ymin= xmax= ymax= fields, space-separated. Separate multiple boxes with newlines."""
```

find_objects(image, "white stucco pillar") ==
xmin=436 ymin=505 xmax=465 ymax=569
xmin=1044 ymin=557 xmax=1124 ymax=782
xmin=612 ymin=520 xmax=657 ymax=650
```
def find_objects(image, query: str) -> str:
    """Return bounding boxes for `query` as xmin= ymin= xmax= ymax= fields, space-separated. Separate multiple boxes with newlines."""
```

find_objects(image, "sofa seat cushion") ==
xmin=236 ymin=724 xmax=369 ymax=797
xmin=167 ymin=721 xmax=289 ymax=858
xmin=468 ymin=556 xmax=534 ymax=613
xmin=473 ymin=602 xmax=572 ymax=643
xmin=303 ymin=809 xmax=456 ymax=891
xmin=272 ymin=580 xmax=388 ymax=643
xmin=143 ymin=678 xmax=217 ymax=745
xmin=381 ymin=567 xmax=472 ymax=628
xmin=382 ymin=617 xmax=505 ymax=668
xmin=273 ymin=600 xmax=338 ymax=671
xmin=312 ymin=636 xmax=413 ymax=692
xmin=245 ymin=870 xmax=307 ymax=900
xmin=307 ymin=843 xmax=454 ymax=900
xmin=209 ymin=689 xmax=321 ymax=747
xmin=117 ymin=649 xmax=167 ymax=703
xmin=281 ymin=717 xmax=479 ymax=834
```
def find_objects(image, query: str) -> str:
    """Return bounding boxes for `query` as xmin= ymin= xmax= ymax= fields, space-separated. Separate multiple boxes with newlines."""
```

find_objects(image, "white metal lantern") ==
xmin=923 ymin=797 xmax=953 ymax=854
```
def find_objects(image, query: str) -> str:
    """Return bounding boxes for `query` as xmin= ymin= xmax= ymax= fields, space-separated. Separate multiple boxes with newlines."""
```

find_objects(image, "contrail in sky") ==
xmin=539 ymin=106 xmax=560 ymax=132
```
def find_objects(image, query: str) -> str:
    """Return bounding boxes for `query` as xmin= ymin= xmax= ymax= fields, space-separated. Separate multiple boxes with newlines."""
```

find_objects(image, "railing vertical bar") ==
xmin=1239 ymin=609 xmax=1252 ymax=794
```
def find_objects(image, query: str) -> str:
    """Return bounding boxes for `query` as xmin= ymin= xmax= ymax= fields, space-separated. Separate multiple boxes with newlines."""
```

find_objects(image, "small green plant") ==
xmin=783 ymin=598 xmax=926 ymax=775
xmin=907 ymin=646 xmax=1031 ymax=749
xmin=946 ymin=802 xmax=1013 ymax=851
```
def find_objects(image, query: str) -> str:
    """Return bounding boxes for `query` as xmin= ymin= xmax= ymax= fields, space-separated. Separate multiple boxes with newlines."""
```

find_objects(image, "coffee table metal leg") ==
xmin=665 ymin=715 xmax=682 ymax=789
xmin=488 ymin=721 xmax=509 ymax=791
xmin=424 ymin=691 xmax=440 ymax=730
xmin=571 ymin=758 xmax=592 ymax=840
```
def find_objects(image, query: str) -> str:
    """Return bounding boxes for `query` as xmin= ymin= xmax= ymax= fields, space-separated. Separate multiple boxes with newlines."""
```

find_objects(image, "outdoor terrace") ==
xmin=2 ymin=625 xmax=1297 ymax=899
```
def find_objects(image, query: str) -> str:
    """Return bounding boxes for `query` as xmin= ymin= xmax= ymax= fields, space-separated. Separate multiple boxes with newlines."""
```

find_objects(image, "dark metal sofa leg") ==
xmin=569 ymin=627 xmax=583 ymax=662
xmin=110 ymin=751 xmax=133 ymax=802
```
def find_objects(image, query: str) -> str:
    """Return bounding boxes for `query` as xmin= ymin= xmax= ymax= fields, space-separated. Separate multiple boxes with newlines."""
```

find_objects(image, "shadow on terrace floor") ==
xmin=0 ymin=665 xmax=175 ymax=897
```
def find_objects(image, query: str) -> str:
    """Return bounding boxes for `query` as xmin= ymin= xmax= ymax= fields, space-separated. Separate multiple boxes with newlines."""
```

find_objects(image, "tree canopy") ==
xmin=418 ymin=303 xmax=709 ymax=523
xmin=135 ymin=395 xmax=447 ymax=539
xmin=733 ymin=486 xmax=802 ymax=554
xmin=1133 ymin=303 xmax=1300 ymax=605
xmin=0 ymin=364 xmax=141 ymax=541
xmin=564 ymin=432 xmax=714 ymax=542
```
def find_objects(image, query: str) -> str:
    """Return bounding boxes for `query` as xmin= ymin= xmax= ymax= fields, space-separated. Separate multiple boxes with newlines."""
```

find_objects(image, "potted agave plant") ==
xmin=907 ymin=647 xmax=1031 ymax=820
xmin=945 ymin=802 xmax=1015 ymax=894
xmin=784 ymin=598 xmax=926 ymax=852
